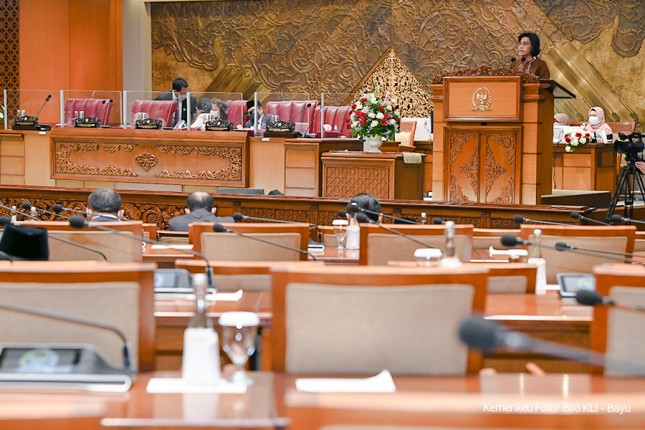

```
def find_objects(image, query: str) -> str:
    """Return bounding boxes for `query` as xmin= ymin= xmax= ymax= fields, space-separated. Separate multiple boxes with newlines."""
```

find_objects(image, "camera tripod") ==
xmin=605 ymin=158 xmax=645 ymax=223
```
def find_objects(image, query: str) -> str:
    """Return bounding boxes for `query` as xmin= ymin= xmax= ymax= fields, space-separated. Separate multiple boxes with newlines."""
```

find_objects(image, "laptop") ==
xmin=556 ymin=273 xmax=595 ymax=298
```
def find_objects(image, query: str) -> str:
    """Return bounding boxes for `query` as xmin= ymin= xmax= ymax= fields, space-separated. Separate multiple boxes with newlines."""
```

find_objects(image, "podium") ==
xmin=429 ymin=70 xmax=574 ymax=204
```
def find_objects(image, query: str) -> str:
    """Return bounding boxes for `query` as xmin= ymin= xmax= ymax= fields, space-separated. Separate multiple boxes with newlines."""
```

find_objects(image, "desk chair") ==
xmin=130 ymin=100 xmax=177 ymax=128
xmin=63 ymin=98 xmax=114 ymax=126
xmin=0 ymin=261 xmax=156 ymax=371
xmin=519 ymin=225 xmax=636 ymax=284
xmin=359 ymin=223 xmax=474 ymax=265
xmin=592 ymin=264 xmax=645 ymax=376
xmin=189 ymin=222 xmax=310 ymax=261
xmin=20 ymin=220 xmax=144 ymax=263
xmin=271 ymin=265 xmax=488 ymax=375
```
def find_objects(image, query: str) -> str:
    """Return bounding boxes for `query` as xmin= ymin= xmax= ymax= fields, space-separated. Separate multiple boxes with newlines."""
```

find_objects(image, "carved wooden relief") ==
xmin=447 ymin=131 xmax=478 ymax=203
xmin=324 ymin=166 xmax=391 ymax=200
xmin=0 ymin=0 xmax=19 ymax=115
xmin=151 ymin=0 xmax=644 ymax=131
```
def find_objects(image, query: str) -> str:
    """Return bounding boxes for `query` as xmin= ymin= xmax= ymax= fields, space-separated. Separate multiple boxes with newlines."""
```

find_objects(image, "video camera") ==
xmin=614 ymin=132 xmax=644 ymax=163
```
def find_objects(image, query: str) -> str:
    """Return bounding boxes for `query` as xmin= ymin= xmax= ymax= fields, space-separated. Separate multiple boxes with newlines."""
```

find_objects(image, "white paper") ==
xmin=146 ymin=377 xmax=246 ymax=394
xmin=151 ymin=244 xmax=194 ymax=250
xmin=295 ymin=370 xmax=396 ymax=393
xmin=211 ymin=289 xmax=243 ymax=302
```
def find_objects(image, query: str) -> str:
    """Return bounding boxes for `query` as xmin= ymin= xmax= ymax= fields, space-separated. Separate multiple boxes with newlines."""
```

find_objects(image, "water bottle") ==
xmin=528 ymin=228 xmax=547 ymax=294
xmin=182 ymin=273 xmax=220 ymax=385
xmin=440 ymin=221 xmax=462 ymax=267
xmin=345 ymin=208 xmax=361 ymax=250
xmin=10 ymin=206 xmax=17 ymax=224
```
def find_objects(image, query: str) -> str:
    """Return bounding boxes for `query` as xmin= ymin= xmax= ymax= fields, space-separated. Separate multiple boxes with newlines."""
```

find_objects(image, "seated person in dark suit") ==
xmin=0 ymin=223 xmax=49 ymax=261
xmin=155 ymin=77 xmax=197 ymax=126
xmin=168 ymin=191 xmax=235 ymax=231
xmin=87 ymin=188 xmax=123 ymax=222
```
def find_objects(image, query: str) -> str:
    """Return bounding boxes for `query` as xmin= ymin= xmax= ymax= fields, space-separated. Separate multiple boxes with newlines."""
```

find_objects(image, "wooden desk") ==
xmin=553 ymin=143 xmax=616 ymax=192
xmin=3 ymin=372 xmax=645 ymax=429
xmin=321 ymin=151 xmax=425 ymax=200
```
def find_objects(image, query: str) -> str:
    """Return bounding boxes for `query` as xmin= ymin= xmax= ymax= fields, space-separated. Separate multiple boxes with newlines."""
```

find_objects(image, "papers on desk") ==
xmin=295 ymin=370 xmax=396 ymax=393
xmin=150 ymin=244 xmax=193 ymax=250
xmin=154 ymin=289 xmax=243 ymax=302
xmin=147 ymin=377 xmax=247 ymax=394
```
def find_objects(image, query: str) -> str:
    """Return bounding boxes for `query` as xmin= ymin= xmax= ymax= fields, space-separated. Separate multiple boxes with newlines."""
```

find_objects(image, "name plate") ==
xmin=135 ymin=118 xmax=163 ymax=129
xmin=75 ymin=117 xmax=101 ymax=128
xmin=204 ymin=119 xmax=233 ymax=132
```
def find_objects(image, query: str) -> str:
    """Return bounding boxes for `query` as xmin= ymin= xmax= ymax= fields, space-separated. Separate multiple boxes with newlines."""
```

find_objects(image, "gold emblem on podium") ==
xmin=472 ymin=87 xmax=493 ymax=111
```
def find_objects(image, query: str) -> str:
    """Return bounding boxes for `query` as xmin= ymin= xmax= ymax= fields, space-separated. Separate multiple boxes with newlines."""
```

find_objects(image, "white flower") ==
xmin=376 ymin=112 xmax=384 ymax=119
xmin=389 ymin=119 xmax=396 ymax=125
xmin=368 ymin=112 xmax=376 ymax=118
xmin=371 ymin=120 xmax=378 ymax=127
xmin=355 ymin=102 xmax=362 ymax=110
xmin=579 ymin=137 xmax=587 ymax=144
xmin=572 ymin=140 xmax=579 ymax=147
xmin=565 ymin=146 xmax=572 ymax=152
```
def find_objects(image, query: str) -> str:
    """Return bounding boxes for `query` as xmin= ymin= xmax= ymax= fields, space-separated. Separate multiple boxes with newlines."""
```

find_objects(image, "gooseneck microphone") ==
xmin=21 ymin=201 xmax=70 ymax=221
xmin=611 ymin=214 xmax=645 ymax=225
xmin=34 ymin=94 xmax=52 ymax=118
xmin=356 ymin=207 xmax=417 ymax=224
xmin=554 ymin=241 xmax=639 ymax=264
xmin=213 ymin=223 xmax=316 ymax=261
xmin=356 ymin=213 xmax=439 ymax=249
xmin=0 ymin=204 xmax=108 ymax=261
xmin=284 ymin=103 xmax=313 ymax=125
xmin=458 ymin=315 xmax=645 ymax=373
xmin=432 ymin=217 xmax=444 ymax=225
xmin=576 ymin=290 xmax=645 ymax=313
xmin=53 ymin=203 xmax=87 ymax=217
xmin=69 ymin=215 xmax=215 ymax=287
xmin=0 ymin=301 xmax=132 ymax=371
xmin=570 ymin=212 xmax=609 ymax=226
xmin=233 ymin=212 xmax=323 ymax=243
xmin=513 ymin=215 xmax=569 ymax=226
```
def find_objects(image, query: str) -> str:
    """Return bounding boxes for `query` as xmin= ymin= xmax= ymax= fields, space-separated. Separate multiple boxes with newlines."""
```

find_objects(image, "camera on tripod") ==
xmin=614 ymin=132 xmax=644 ymax=163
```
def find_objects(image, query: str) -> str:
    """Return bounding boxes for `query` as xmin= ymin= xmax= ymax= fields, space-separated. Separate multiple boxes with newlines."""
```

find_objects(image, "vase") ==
xmin=363 ymin=136 xmax=383 ymax=153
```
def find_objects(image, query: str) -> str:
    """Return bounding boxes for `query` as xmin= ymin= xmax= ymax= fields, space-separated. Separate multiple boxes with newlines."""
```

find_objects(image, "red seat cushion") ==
xmin=131 ymin=100 xmax=178 ymax=127
xmin=64 ymin=98 xmax=114 ymax=126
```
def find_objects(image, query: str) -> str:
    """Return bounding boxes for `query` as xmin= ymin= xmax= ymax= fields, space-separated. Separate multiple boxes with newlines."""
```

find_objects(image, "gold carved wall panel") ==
xmin=151 ymin=0 xmax=644 ymax=130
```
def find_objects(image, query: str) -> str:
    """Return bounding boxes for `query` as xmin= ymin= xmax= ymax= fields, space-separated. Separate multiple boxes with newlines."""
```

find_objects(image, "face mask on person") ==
xmin=589 ymin=116 xmax=599 ymax=125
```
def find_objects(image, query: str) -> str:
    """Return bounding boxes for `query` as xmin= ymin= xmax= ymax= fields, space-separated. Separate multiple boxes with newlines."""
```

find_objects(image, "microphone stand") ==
xmin=356 ymin=213 xmax=439 ymax=249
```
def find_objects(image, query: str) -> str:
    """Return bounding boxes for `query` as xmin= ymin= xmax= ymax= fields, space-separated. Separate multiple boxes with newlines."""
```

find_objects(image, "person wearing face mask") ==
xmin=583 ymin=107 xmax=613 ymax=137
xmin=509 ymin=32 xmax=550 ymax=80
xmin=156 ymin=77 xmax=197 ymax=126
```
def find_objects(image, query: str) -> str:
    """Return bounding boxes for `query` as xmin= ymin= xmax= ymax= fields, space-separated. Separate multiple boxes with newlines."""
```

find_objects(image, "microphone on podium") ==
xmin=0 ymin=205 xmax=108 ymax=261
xmin=213 ymin=223 xmax=317 ymax=261
xmin=68 ymin=215 xmax=216 ymax=287
xmin=356 ymin=213 xmax=440 ymax=250
xmin=611 ymin=214 xmax=645 ymax=225
xmin=458 ymin=315 xmax=645 ymax=373
xmin=513 ymin=215 xmax=569 ymax=226
xmin=576 ymin=290 xmax=645 ymax=313
xmin=570 ymin=212 xmax=609 ymax=226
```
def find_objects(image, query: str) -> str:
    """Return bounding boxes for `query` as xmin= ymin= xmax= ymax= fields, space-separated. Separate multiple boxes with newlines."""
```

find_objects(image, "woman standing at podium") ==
xmin=509 ymin=32 xmax=550 ymax=79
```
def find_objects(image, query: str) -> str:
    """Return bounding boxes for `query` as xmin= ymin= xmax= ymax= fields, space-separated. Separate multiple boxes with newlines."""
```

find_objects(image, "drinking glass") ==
xmin=218 ymin=312 xmax=260 ymax=385
xmin=332 ymin=219 xmax=348 ymax=250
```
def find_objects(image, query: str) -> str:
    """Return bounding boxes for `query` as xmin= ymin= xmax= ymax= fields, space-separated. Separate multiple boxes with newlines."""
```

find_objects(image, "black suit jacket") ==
xmin=168 ymin=208 xmax=235 ymax=232
xmin=156 ymin=91 xmax=197 ymax=125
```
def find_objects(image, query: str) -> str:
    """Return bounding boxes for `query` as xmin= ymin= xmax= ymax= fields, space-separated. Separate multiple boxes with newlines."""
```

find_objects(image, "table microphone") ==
xmin=213 ymin=223 xmax=316 ymax=261
xmin=432 ymin=217 xmax=444 ymax=225
xmin=554 ymin=241 xmax=640 ymax=264
xmin=0 ymin=301 xmax=132 ymax=372
xmin=53 ymin=203 xmax=87 ymax=217
xmin=337 ymin=210 xmax=347 ymax=218
xmin=21 ymin=201 xmax=70 ymax=220
xmin=611 ymin=214 xmax=645 ymax=225
xmin=69 ymin=215 xmax=216 ymax=287
xmin=576 ymin=290 xmax=645 ymax=313
xmin=0 ymin=205 xmax=108 ymax=261
xmin=356 ymin=213 xmax=440 ymax=249
xmin=513 ymin=215 xmax=569 ymax=226
xmin=458 ymin=315 xmax=645 ymax=374
xmin=233 ymin=212 xmax=323 ymax=243
xmin=570 ymin=212 xmax=609 ymax=226
xmin=33 ymin=94 xmax=52 ymax=118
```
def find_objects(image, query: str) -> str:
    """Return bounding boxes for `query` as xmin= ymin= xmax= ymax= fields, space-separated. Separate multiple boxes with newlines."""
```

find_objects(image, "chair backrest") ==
xmin=64 ymin=98 xmax=114 ymax=126
xmin=228 ymin=99 xmax=248 ymax=128
xmin=20 ymin=221 xmax=144 ymax=263
xmin=397 ymin=120 xmax=417 ymax=147
xmin=270 ymin=265 xmax=488 ymax=375
xmin=592 ymin=264 xmax=645 ymax=375
xmin=157 ymin=230 xmax=190 ymax=244
xmin=0 ymin=261 xmax=156 ymax=371
xmin=311 ymin=105 xmax=353 ymax=137
xmin=189 ymin=222 xmax=310 ymax=261
xmin=359 ymin=223 xmax=474 ymax=265
xmin=482 ymin=262 xmax=537 ymax=294
xmin=607 ymin=122 xmax=635 ymax=135
xmin=131 ymin=99 xmax=177 ymax=127
xmin=264 ymin=100 xmax=319 ymax=125
xmin=519 ymin=225 xmax=636 ymax=284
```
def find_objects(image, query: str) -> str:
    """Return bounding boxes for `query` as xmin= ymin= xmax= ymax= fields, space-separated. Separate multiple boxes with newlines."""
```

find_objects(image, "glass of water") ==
xmin=218 ymin=312 xmax=260 ymax=385
xmin=332 ymin=219 xmax=348 ymax=250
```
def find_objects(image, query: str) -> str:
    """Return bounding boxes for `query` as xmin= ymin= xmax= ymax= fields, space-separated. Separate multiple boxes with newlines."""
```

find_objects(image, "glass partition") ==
xmin=2 ymin=89 xmax=61 ymax=130
xmin=123 ymin=90 xmax=185 ymax=129
xmin=319 ymin=92 xmax=361 ymax=139
xmin=61 ymin=90 xmax=123 ymax=127
xmin=187 ymin=92 xmax=243 ymax=130
xmin=250 ymin=92 xmax=315 ymax=136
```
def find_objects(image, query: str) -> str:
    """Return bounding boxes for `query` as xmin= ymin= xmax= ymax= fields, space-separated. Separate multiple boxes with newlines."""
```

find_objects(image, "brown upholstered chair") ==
xmin=358 ymin=223 xmax=474 ymax=265
xmin=519 ymin=225 xmax=636 ymax=284
xmin=20 ymin=220 xmax=144 ymax=263
xmin=591 ymin=264 xmax=645 ymax=375
xmin=270 ymin=265 xmax=488 ymax=375
xmin=0 ymin=261 xmax=156 ymax=371
xmin=189 ymin=222 xmax=310 ymax=261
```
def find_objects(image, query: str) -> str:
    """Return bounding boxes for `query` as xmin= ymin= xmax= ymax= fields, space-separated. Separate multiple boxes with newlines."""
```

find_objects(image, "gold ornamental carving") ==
xmin=324 ymin=166 xmax=389 ymax=199
xmin=472 ymin=87 xmax=493 ymax=112
xmin=135 ymin=152 xmax=159 ymax=172
xmin=155 ymin=146 xmax=243 ymax=181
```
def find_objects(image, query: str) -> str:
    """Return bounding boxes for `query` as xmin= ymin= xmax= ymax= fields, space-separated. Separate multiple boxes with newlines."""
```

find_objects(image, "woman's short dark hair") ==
xmin=518 ymin=32 xmax=541 ymax=57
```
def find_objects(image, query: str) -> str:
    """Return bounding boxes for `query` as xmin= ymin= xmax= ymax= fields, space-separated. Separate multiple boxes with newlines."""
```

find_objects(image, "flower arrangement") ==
xmin=560 ymin=131 xmax=594 ymax=152
xmin=350 ymin=86 xmax=401 ymax=141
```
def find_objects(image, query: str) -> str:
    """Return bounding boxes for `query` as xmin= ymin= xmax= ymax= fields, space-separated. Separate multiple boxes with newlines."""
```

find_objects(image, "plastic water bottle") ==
xmin=528 ymin=229 xmax=547 ymax=294
xmin=345 ymin=207 xmax=361 ymax=250
xmin=440 ymin=221 xmax=462 ymax=267
xmin=182 ymin=273 xmax=220 ymax=385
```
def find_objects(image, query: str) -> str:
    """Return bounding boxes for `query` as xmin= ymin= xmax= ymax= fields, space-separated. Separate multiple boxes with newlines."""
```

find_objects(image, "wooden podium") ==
xmin=429 ymin=70 xmax=574 ymax=205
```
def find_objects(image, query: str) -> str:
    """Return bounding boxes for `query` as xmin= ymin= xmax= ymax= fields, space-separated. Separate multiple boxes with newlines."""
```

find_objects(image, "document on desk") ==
xmin=150 ymin=244 xmax=193 ymax=250
xmin=147 ymin=377 xmax=247 ymax=394
xmin=295 ymin=369 xmax=396 ymax=393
